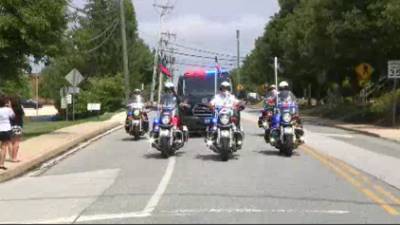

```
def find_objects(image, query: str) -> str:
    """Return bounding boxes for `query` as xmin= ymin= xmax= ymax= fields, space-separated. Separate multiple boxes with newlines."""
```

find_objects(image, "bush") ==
xmin=73 ymin=74 xmax=125 ymax=118
xmin=369 ymin=89 xmax=400 ymax=125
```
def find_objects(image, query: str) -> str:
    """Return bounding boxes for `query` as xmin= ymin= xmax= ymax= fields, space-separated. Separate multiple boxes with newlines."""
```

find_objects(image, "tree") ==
xmin=0 ymin=0 xmax=68 ymax=79
xmin=241 ymin=0 xmax=400 ymax=100
xmin=40 ymin=0 xmax=153 ymax=114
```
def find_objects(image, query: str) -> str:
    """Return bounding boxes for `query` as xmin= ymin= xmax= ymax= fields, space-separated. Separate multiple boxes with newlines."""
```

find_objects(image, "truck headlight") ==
xmin=282 ymin=113 xmax=292 ymax=123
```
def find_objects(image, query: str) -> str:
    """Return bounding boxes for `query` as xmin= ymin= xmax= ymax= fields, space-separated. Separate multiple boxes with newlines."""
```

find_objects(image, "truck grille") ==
xmin=192 ymin=104 xmax=213 ymax=117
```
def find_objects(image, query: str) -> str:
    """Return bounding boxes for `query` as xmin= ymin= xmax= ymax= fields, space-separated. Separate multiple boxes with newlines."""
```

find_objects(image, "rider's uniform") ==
xmin=210 ymin=92 xmax=239 ymax=109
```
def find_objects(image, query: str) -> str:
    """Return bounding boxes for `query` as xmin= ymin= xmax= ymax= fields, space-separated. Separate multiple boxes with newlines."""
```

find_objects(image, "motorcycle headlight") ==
xmin=282 ymin=113 xmax=292 ymax=123
xmin=161 ymin=116 xmax=171 ymax=125
xmin=133 ymin=110 xmax=140 ymax=117
xmin=220 ymin=114 xmax=230 ymax=125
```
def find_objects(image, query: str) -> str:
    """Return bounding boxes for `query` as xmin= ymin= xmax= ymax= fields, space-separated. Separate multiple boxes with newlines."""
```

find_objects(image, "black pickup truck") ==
xmin=177 ymin=70 xmax=231 ymax=134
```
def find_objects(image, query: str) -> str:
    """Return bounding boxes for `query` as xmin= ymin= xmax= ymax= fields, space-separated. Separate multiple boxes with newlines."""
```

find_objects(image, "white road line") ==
xmin=163 ymin=208 xmax=350 ymax=215
xmin=75 ymin=156 xmax=177 ymax=223
xmin=142 ymin=156 xmax=176 ymax=215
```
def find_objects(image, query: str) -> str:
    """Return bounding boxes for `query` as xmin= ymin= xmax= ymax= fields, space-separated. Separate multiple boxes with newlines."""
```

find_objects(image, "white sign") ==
xmin=67 ymin=87 xmax=80 ymax=94
xmin=388 ymin=60 xmax=400 ymax=79
xmin=66 ymin=94 xmax=72 ymax=104
xmin=61 ymin=97 xmax=67 ymax=109
xmin=65 ymin=69 xmax=84 ymax=86
xmin=87 ymin=103 xmax=101 ymax=111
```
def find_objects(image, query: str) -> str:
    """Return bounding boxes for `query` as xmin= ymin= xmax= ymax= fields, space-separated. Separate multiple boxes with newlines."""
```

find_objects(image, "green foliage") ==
xmin=241 ymin=0 xmax=400 ymax=100
xmin=75 ymin=74 xmax=125 ymax=117
xmin=0 ymin=74 xmax=31 ymax=98
xmin=39 ymin=0 xmax=153 ymax=114
xmin=0 ymin=0 xmax=68 ymax=78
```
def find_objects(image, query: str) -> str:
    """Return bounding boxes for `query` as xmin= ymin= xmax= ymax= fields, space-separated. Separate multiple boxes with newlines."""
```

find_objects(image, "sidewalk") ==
xmin=302 ymin=115 xmax=400 ymax=144
xmin=0 ymin=112 xmax=126 ymax=183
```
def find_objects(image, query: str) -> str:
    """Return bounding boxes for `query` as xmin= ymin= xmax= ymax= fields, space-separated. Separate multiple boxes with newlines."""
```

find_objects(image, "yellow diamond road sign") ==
xmin=355 ymin=63 xmax=374 ymax=81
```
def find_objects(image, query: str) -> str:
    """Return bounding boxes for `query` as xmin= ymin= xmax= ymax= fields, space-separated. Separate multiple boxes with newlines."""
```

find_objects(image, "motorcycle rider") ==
xmin=209 ymin=81 xmax=241 ymax=122
xmin=207 ymin=81 xmax=244 ymax=143
xmin=125 ymin=89 xmax=149 ymax=133
xmin=277 ymin=81 xmax=304 ymax=143
xmin=155 ymin=81 xmax=189 ymax=135
xmin=259 ymin=84 xmax=278 ymax=127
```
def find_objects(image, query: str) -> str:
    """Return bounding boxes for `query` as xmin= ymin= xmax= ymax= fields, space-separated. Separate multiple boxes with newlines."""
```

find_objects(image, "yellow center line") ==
xmin=373 ymin=185 xmax=400 ymax=206
xmin=302 ymin=145 xmax=400 ymax=216
xmin=243 ymin=113 xmax=400 ymax=216
xmin=362 ymin=189 xmax=400 ymax=216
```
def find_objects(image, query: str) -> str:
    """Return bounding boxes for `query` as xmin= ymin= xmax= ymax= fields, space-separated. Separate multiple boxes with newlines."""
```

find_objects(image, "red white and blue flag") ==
xmin=159 ymin=64 xmax=172 ymax=79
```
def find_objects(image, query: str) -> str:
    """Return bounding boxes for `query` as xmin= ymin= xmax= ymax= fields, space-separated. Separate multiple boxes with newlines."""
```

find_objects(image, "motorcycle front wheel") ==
xmin=220 ymin=137 xmax=231 ymax=161
xmin=160 ymin=137 xmax=172 ymax=158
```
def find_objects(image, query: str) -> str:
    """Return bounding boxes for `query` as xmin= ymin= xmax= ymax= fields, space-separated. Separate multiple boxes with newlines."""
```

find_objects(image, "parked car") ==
xmin=21 ymin=99 xmax=43 ymax=109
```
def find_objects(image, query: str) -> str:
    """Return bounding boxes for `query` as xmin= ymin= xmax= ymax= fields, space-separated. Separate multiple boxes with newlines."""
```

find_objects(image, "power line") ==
xmin=86 ymin=20 xmax=120 ymax=54
xmin=87 ymin=18 xmax=119 ymax=43
xmin=164 ymin=49 xmax=244 ymax=62
xmin=170 ymin=42 xmax=246 ymax=60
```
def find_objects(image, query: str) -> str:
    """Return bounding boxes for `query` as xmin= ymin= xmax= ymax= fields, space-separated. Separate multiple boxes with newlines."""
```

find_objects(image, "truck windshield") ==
xmin=184 ymin=77 xmax=229 ymax=97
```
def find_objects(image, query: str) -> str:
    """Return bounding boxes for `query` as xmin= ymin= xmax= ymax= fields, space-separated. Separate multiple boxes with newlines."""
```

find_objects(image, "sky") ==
xmin=32 ymin=0 xmax=280 ymax=74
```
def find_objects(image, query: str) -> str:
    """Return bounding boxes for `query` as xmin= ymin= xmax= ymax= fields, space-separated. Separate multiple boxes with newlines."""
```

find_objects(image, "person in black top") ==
xmin=9 ymin=96 xmax=24 ymax=163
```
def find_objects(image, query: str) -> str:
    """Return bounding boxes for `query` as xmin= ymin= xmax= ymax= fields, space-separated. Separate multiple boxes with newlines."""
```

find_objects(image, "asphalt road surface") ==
xmin=0 ymin=111 xmax=400 ymax=224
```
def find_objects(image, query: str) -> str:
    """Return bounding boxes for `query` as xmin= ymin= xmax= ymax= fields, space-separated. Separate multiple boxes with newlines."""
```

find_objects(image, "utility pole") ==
xmin=151 ymin=0 xmax=174 ymax=105
xmin=236 ymin=30 xmax=241 ymax=85
xmin=119 ymin=0 xmax=130 ymax=104
xmin=157 ymin=31 xmax=176 ymax=104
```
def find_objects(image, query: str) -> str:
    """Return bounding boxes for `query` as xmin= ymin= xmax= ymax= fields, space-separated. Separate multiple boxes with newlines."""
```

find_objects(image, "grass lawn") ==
xmin=23 ymin=111 xmax=121 ymax=141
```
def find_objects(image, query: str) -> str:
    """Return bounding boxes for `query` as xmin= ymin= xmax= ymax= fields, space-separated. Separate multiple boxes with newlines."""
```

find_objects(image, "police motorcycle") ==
xmin=206 ymin=104 xmax=245 ymax=161
xmin=269 ymin=94 xmax=304 ymax=157
xmin=126 ymin=100 xmax=149 ymax=140
xmin=150 ymin=95 xmax=189 ymax=158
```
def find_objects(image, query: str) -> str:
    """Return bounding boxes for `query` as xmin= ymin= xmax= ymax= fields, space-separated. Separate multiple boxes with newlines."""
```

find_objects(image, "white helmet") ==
xmin=164 ymin=81 xmax=174 ymax=92
xmin=220 ymin=81 xmax=231 ymax=91
xmin=279 ymin=81 xmax=289 ymax=89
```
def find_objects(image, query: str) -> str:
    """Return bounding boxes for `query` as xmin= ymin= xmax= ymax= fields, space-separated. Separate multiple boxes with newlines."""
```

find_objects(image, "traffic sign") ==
xmin=67 ymin=87 xmax=80 ymax=94
xmin=65 ymin=69 xmax=84 ymax=87
xmin=66 ymin=94 xmax=72 ymax=104
xmin=61 ymin=97 xmax=67 ymax=109
xmin=355 ymin=63 xmax=374 ymax=81
xmin=87 ymin=103 xmax=101 ymax=111
xmin=388 ymin=60 xmax=400 ymax=79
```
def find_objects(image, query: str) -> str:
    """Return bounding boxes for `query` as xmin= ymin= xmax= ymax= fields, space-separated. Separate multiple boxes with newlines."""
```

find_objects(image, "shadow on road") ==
xmin=121 ymin=137 xmax=147 ymax=142
xmin=143 ymin=151 xmax=186 ymax=160
xmin=195 ymin=153 xmax=239 ymax=162
xmin=256 ymin=150 xmax=301 ymax=157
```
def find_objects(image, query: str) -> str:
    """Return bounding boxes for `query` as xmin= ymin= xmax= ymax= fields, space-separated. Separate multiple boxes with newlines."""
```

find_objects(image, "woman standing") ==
xmin=10 ymin=96 xmax=24 ymax=163
xmin=0 ymin=96 xmax=15 ymax=170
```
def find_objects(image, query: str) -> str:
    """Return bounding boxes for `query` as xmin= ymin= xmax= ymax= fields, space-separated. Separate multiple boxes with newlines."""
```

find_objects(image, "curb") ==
xmin=0 ymin=121 xmax=122 ymax=183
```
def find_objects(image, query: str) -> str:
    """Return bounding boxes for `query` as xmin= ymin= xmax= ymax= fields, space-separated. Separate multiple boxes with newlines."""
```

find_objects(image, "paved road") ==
xmin=0 ymin=111 xmax=400 ymax=223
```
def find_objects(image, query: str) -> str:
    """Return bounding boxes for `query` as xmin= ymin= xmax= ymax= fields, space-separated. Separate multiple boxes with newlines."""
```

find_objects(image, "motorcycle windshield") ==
xmin=278 ymin=93 xmax=297 ymax=113
xmin=128 ymin=96 xmax=144 ymax=108
xmin=161 ymin=95 xmax=177 ymax=110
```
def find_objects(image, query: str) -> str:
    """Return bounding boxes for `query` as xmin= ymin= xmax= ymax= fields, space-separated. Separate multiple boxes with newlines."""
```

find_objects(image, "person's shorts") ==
xmin=0 ymin=131 xmax=12 ymax=142
xmin=11 ymin=126 xmax=23 ymax=138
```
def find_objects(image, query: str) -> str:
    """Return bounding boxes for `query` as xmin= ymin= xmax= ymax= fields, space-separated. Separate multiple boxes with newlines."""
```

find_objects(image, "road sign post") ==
xmin=65 ymin=69 xmax=84 ymax=121
xmin=388 ymin=60 xmax=400 ymax=127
